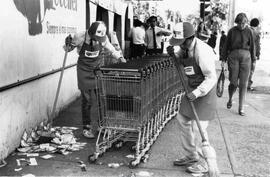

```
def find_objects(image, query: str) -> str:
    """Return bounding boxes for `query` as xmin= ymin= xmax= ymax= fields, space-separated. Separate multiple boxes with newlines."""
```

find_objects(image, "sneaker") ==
xmin=186 ymin=160 xmax=208 ymax=173
xmin=82 ymin=125 xmax=95 ymax=139
xmin=173 ymin=156 xmax=199 ymax=166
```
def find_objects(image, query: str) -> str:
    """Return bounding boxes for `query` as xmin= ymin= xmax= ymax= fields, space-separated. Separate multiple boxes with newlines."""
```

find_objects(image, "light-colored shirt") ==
xmin=175 ymin=38 xmax=218 ymax=98
xmin=70 ymin=31 xmax=123 ymax=61
xmin=128 ymin=26 xmax=145 ymax=45
xmin=145 ymin=26 xmax=171 ymax=49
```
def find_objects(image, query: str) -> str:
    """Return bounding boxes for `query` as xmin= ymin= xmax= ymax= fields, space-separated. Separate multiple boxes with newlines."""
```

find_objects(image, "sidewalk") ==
xmin=1 ymin=61 xmax=270 ymax=177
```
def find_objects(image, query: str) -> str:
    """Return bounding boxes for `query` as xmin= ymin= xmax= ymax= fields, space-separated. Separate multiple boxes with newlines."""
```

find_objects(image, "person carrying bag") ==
xmin=216 ymin=66 xmax=225 ymax=97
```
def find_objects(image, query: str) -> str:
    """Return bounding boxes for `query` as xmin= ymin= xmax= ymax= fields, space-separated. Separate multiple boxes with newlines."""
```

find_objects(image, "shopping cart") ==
xmin=88 ymin=55 xmax=183 ymax=168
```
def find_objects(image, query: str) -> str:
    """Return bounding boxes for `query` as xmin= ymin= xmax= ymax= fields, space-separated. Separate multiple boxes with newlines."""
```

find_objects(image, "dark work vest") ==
xmin=77 ymin=33 xmax=104 ymax=90
xmin=179 ymin=41 xmax=217 ymax=121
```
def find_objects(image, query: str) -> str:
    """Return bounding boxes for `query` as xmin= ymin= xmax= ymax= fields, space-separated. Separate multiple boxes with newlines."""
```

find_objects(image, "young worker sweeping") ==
xmin=167 ymin=22 xmax=220 ymax=176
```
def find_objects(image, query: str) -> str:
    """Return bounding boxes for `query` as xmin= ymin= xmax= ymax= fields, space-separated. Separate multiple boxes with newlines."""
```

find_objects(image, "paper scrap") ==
xmin=41 ymin=154 xmax=55 ymax=159
xmin=26 ymin=153 xmax=39 ymax=157
xmin=14 ymin=167 xmax=22 ymax=171
xmin=29 ymin=158 xmax=38 ymax=166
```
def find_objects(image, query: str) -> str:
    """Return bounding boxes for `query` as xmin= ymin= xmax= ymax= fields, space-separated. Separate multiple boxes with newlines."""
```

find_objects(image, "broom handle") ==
xmin=170 ymin=54 xmax=207 ymax=142
xmin=49 ymin=47 xmax=69 ymax=124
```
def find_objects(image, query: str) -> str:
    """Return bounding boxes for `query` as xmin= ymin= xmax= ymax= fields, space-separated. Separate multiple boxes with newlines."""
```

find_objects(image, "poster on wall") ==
xmin=0 ymin=0 xmax=85 ymax=88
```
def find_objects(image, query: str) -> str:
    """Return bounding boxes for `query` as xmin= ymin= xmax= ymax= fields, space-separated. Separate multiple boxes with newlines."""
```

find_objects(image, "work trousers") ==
xmin=81 ymin=89 xmax=98 ymax=127
xmin=176 ymin=113 xmax=209 ymax=159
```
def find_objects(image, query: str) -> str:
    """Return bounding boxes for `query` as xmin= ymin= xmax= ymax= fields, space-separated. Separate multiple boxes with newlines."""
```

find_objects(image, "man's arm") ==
xmin=192 ymin=44 xmax=217 ymax=98
xmin=103 ymin=36 xmax=126 ymax=62
xmin=157 ymin=27 xmax=171 ymax=36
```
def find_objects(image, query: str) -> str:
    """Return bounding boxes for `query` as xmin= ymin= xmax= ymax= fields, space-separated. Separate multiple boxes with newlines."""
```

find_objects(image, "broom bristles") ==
xmin=202 ymin=141 xmax=220 ymax=177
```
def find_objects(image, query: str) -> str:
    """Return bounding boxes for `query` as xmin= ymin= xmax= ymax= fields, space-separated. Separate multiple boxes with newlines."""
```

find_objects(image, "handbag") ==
xmin=216 ymin=66 xmax=225 ymax=97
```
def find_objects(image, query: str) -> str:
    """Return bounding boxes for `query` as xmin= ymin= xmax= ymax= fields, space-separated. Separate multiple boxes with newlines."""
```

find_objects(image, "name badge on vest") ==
xmin=85 ymin=50 xmax=100 ymax=58
xmin=184 ymin=66 xmax=195 ymax=75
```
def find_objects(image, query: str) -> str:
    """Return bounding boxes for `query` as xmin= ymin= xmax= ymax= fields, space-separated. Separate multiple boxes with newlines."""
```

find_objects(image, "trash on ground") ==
xmin=40 ymin=154 xmax=55 ymax=159
xmin=191 ymin=173 xmax=204 ymax=177
xmin=14 ymin=167 xmax=22 ymax=171
xmin=16 ymin=158 xmax=30 ymax=166
xmin=108 ymin=162 xmax=123 ymax=168
xmin=28 ymin=158 xmax=38 ymax=166
xmin=135 ymin=171 xmax=153 ymax=177
xmin=126 ymin=154 xmax=134 ymax=159
xmin=78 ymin=160 xmax=87 ymax=172
xmin=22 ymin=174 xmax=35 ymax=177
xmin=26 ymin=153 xmax=39 ymax=157
xmin=16 ymin=122 xmax=84 ymax=156
xmin=0 ymin=160 xmax=7 ymax=168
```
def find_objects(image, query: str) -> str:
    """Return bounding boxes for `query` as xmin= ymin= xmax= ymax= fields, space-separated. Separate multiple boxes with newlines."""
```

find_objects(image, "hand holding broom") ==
xmin=167 ymin=46 xmax=220 ymax=177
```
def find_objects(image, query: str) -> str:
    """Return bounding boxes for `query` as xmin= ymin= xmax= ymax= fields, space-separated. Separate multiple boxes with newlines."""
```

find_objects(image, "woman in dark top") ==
xmin=221 ymin=13 xmax=255 ymax=116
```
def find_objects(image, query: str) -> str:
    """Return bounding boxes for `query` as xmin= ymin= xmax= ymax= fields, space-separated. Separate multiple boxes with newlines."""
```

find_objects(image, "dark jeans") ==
xmin=80 ymin=89 xmax=98 ymax=127
xmin=131 ymin=44 xmax=145 ymax=59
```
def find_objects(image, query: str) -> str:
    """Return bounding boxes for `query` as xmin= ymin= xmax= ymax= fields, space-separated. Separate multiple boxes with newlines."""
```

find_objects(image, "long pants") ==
xmin=81 ymin=89 xmax=98 ymax=127
xmin=248 ymin=60 xmax=256 ymax=88
xmin=131 ymin=44 xmax=145 ymax=59
xmin=176 ymin=113 xmax=209 ymax=159
xmin=227 ymin=49 xmax=251 ymax=109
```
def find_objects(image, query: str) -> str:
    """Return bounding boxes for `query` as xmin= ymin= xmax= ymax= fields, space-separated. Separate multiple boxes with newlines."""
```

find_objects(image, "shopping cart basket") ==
xmin=88 ymin=55 xmax=183 ymax=168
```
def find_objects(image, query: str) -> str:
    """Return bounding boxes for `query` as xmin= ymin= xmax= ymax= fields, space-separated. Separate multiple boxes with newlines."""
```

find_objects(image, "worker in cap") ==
xmin=167 ymin=22 xmax=218 ymax=174
xmin=64 ymin=21 xmax=126 ymax=139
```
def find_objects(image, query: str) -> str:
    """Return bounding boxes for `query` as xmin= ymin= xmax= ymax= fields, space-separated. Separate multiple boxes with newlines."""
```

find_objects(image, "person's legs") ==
xmin=186 ymin=120 xmax=209 ymax=173
xmin=248 ymin=60 xmax=256 ymax=90
xmin=192 ymin=120 xmax=209 ymax=156
xmin=227 ymin=55 xmax=239 ymax=108
xmin=174 ymin=113 xmax=199 ymax=166
xmin=238 ymin=51 xmax=251 ymax=115
xmin=81 ymin=89 xmax=95 ymax=138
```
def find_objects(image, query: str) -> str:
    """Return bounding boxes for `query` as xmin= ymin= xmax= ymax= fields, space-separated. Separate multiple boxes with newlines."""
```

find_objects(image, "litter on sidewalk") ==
xmin=16 ymin=121 xmax=86 ymax=155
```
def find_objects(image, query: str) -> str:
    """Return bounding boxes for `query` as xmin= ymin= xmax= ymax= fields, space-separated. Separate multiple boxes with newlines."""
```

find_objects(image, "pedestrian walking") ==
xmin=248 ymin=18 xmax=261 ymax=91
xmin=128 ymin=19 xmax=146 ymax=59
xmin=167 ymin=22 xmax=219 ymax=175
xmin=145 ymin=16 xmax=171 ymax=55
xmin=219 ymin=31 xmax=227 ymax=61
xmin=64 ymin=21 xmax=126 ymax=138
xmin=221 ymin=13 xmax=255 ymax=116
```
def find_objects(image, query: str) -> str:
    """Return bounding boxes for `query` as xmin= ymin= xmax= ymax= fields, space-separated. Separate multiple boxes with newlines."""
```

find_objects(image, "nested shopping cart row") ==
xmin=89 ymin=55 xmax=183 ymax=167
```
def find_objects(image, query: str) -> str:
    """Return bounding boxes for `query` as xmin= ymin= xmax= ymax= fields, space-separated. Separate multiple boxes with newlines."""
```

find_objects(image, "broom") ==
xmin=48 ymin=37 xmax=71 ymax=126
xmin=170 ymin=52 xmax=220 ymax=177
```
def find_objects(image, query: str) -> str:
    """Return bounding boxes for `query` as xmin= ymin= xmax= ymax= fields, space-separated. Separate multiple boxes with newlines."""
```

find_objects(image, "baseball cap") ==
xmin=169 ymin=22 xmax=195 ymax=46
xmin=88 ymin=21 xmax=107 ymax=43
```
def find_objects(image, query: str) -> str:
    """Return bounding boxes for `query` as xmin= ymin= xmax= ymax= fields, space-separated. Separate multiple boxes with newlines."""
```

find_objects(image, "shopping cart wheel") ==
xmin=141 ymin=153 xmax=150 ymax=163
xmin=129 ymin=143 xmax=136 ymax=152
xmin=129 ymin=159 xmax=139 ymax=169
xmin=88 ymin=154 xmax=97 ymax=164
